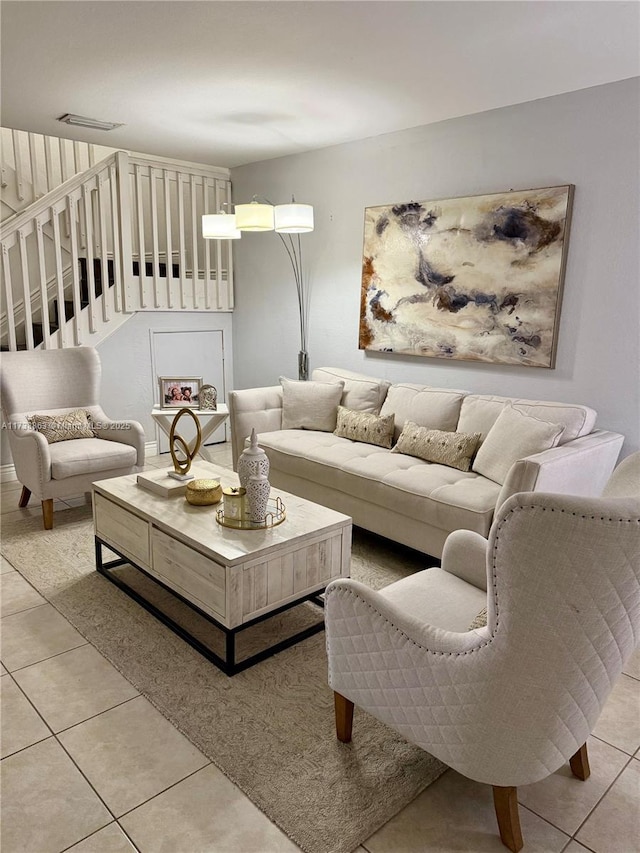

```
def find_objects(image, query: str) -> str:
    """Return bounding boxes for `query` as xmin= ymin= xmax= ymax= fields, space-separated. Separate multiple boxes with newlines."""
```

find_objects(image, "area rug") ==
xmin=1 ymin=506 xmax=447 ymax=853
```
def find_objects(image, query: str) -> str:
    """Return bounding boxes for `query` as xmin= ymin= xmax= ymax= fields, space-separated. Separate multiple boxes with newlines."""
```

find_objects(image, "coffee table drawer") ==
xmin=95 ymin=494 xmax=150 ymax=569
xmin=152 ymin=528 xmax=226 ymax=621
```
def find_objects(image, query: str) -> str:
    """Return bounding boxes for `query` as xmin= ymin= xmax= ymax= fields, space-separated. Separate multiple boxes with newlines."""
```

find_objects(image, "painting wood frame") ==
xmin=359 ymin=185 xmax=574 ymax=368
xmin=159 ymin=376 xmax=202 ymax=409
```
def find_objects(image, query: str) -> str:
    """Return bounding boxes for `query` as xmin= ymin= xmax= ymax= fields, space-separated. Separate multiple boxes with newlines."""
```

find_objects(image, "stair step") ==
xmin=132 ymin=260 xmax=180 ymax=278
xmin=32 ymin=321 xmax=59 ymax=347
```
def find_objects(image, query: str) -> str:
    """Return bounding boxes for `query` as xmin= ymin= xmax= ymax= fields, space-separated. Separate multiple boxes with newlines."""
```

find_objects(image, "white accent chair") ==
xmin=0 ymin=347 xmax=145 ymax=529
xmin=325 ymin=453 xmax=640 ymax=851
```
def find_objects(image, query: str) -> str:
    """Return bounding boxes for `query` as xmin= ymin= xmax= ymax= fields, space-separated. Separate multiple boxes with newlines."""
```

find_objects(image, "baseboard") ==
xmin=1 ymin=440 xmax=159 ymax=485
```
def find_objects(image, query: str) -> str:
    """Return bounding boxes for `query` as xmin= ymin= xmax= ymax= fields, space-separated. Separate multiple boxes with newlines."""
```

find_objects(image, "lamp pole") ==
xmin=277 ymin=231 xmax=309 ymax=380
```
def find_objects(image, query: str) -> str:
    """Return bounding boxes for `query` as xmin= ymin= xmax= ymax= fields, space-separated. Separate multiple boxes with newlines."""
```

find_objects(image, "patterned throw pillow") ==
xmin=468 ymin=607 xmax=488 ymax=630
xmin=27 ymin=409 xmax=96 ymax=443
xmin=392 ymin=422 xmax=481 ymax=472
xmin=334 ymin=406 xmax=395 ymax=448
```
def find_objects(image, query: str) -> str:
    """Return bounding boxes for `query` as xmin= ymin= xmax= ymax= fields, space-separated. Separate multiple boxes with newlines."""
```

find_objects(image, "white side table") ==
xmin=151 ymin=404 xmax=230 ymax=461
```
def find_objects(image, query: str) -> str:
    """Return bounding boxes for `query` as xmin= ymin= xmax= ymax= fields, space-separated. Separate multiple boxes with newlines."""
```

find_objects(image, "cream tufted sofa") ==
xmin=228 ymin=367 xmax=624 ymax=557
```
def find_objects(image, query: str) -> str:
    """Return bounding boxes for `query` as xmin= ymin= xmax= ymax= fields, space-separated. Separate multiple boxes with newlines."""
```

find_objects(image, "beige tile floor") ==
xmin=1 ymin=444 xmax=639 ymax=853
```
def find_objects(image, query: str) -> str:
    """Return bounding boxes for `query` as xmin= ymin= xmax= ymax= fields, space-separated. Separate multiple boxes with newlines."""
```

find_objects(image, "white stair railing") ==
xmin=1 ymin=153 xmax=123 ymax=350
xmin=0 ymin=147 xmax=234 ymax=352
xmin=1 ymin=128 xmax=101 ymax=216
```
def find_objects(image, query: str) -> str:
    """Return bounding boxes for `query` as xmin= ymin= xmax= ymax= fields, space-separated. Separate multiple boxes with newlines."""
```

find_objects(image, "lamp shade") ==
xmin=202 ymin=213 xmax=241 ymax=239
xmin=274 ymin=203 xmax=314 ymax=233
xmin=235 ymin=201 xmax=275 ymax=231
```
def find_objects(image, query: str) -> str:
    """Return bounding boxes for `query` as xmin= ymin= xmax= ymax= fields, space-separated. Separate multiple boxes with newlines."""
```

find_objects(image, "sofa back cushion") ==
xmin=312 ymin=367 xmax=390 ymax=414
xmin=380 ymin=383 xmax=468 ymax=440
xmin=472 ymin=406 xmax=565 ymax=484
xmin=457 ymin=394 xmax=597 ymax=445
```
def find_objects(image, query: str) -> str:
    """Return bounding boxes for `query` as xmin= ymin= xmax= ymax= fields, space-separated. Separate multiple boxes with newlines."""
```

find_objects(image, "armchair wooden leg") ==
xmin=18 ymin=486 xmax=31 ymax=507
xmin=41 ymin=499 xmax=54 ymax=530
xmin=334 ymin=692 xmax=354 ymax=743
xmin=569 ymin=743 xmax=590 ymax=781
xmin=493 ymin=786 xmax=523 ymax=852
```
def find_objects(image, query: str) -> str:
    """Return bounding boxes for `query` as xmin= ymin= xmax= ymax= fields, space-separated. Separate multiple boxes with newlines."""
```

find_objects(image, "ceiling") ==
xmin=2 ymin=1 xmax=638 ymax=169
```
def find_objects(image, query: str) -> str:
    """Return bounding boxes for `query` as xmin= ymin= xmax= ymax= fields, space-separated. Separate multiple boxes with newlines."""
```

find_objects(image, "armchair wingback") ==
xmin=1 ymin=347 xmax=145 ymax=528
xmin=325 ymin=463 xmax=640 ymax=851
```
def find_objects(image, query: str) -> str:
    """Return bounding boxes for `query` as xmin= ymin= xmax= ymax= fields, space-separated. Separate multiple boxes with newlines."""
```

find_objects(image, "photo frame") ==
xmin=158 ymin=376 xmax=202 ymax=409
xmin=359 ymin=184 xmax=574 ymax=368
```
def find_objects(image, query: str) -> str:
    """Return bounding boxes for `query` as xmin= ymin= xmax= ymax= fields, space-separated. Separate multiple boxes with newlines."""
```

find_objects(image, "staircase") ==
xmin=1 ymin=129 xmax=234 ymax=352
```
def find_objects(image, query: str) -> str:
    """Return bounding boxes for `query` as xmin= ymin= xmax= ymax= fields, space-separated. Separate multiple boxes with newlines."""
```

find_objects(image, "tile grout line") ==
xmin=568 ymin=752 xmax=635 ymax=844
xmin=44 ymin=692 xmax=144 ymax=737
xmin=58 ymin=821 xmax=141 ymax=853
xmin=114 ymin=761 xmax=213 ymax=822
xmin=2 ymin=639 xmax=90 ymax=675
xmin=1 ymin=671 xmax=55 ymax=760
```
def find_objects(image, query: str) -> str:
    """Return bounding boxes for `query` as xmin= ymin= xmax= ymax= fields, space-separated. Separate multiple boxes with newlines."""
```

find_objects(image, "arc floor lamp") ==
xmin=203 ymin=197 xmax=314 ymax=380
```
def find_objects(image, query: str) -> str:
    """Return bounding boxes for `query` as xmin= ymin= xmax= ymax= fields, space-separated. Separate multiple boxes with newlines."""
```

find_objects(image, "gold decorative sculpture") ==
xmin=168 ymin=407 xmax=202 ymax=481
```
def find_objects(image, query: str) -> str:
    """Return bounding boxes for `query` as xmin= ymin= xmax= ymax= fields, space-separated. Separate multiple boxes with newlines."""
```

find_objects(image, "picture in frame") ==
xmin=159 ymin=377 xmax=202 ymax=409
xmin=359 ymin=184 xmax=574 ymax=368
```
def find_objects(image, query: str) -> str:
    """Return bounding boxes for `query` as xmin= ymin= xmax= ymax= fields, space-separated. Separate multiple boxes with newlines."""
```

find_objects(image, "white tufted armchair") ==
xmin=325 ymin=455 xmax=640 ymax=852
xmin=1 ymin=347 xmax=145 ymax=529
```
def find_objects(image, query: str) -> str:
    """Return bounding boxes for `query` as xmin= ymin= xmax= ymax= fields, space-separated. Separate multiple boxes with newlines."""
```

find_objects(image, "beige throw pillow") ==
xmin=27 ymin=409 xmax=95 ymax=443
xmin=392 ymin=422 xmax=482 ymax=472
xmin=472 ymin=405 xmax=565 ymax=484
xmin=280 ymin=377 xmax=344 ymax=431
xmin=334 ymin=406 xmax=395 ymax=448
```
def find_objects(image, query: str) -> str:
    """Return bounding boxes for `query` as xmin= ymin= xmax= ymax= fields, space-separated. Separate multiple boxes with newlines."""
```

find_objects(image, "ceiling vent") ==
xmin=57 ymin=113 xmax=124 ymax=131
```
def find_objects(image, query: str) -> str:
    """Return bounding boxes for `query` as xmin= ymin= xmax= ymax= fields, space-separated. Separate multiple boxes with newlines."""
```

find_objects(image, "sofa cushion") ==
xmin=280 ymin=377 xmax=344 ymax=431
xmin=334 ymin=406 xmax=395 ymax=448
xmin=258 ymin=430 xmax=500 ymax=536
xmin=380 ymin=384 xmax=467 ymax=440
xmin=392 ymin=422 xmax=481 ymax=472
xmin=50 ymin=438 xmax=136 ymax=479
xmin=458 ymin=394 xmax=596 ymax=445
xmin=27 ymin=408 xmax=95 ymax=443
xmin=472 ymin=405 xmax=565 ymax=484
xmin=380 ymin=569 xmax=488 ymax=633
xmin=312 ymin=367 xmax=391 ymax=414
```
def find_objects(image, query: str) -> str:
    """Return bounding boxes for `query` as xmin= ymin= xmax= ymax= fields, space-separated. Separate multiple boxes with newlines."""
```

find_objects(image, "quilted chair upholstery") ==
xmin=0 ymin=347 xmax=145 ymax=529
xmin=325 ymin=454 xmax=640 ymax=852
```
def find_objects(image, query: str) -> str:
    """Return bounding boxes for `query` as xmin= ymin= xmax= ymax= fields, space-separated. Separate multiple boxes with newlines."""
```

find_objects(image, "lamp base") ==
xmin=298 ymin=350 xmax=309 ymax=381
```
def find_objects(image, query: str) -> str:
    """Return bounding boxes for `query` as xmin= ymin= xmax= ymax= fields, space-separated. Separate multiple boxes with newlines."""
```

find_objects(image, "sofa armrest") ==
xmin=228 ymin=386 xmax=283 ymax=470
xmin=441 ymin=530 xmax=488 ymax=591
xmin=495 ymin=429 xmax=624 ymax=511
xmin=89 ymin=407 xmax=146 ymax=466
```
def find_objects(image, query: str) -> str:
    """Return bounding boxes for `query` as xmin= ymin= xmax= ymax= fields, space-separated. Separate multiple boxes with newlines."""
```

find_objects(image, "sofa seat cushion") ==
xmin=258 ymin=430 xmax=500 ymax=536
xmin=50 ymin=438 xmax=136 ymax=479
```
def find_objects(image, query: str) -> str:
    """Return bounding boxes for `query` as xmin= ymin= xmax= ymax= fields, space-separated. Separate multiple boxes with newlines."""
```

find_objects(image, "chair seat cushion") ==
xmin=379 ymin=567 xmax=487 ymax=632
xmin=50 ymin=438 xmax=136 ymax=480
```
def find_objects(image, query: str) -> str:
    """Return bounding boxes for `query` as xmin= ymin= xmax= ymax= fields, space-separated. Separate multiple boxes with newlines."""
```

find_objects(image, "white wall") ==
xmin=230 ymin=78 xmax=640 ymax=455
xmin=97 ymin=312 xmax=233 ymax=445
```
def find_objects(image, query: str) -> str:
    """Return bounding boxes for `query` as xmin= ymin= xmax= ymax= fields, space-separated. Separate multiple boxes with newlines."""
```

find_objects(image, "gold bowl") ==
xmin=185 ymin=479 xmax=222 ymax=506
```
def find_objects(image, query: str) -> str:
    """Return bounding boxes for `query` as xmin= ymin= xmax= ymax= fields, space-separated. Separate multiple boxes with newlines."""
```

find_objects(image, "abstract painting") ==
xmin=359 ymin=185 xmax=574 ymax=368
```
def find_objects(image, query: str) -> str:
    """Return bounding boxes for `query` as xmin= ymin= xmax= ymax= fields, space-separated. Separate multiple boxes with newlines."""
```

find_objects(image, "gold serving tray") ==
xmin=215 ymin=496 xmax=286 ymax=530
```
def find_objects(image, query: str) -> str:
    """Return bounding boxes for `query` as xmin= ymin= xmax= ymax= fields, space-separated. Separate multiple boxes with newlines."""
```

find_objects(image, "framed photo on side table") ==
xmin=159 ymin=376 xmax=202 ymax=409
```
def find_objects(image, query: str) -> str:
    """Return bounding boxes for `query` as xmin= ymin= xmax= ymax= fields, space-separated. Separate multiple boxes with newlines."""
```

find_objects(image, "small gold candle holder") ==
xmin=222 ymin=486 xmax=246 ymax=521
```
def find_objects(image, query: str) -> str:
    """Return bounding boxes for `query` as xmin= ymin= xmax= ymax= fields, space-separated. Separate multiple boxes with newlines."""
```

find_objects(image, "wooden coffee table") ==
xmin=92 ymin=462 xmax=351 ymax=675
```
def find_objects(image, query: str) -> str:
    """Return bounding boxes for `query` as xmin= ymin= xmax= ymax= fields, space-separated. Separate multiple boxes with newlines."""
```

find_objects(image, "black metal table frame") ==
xmin=95 ymin=537 xmax=325 ymax=677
